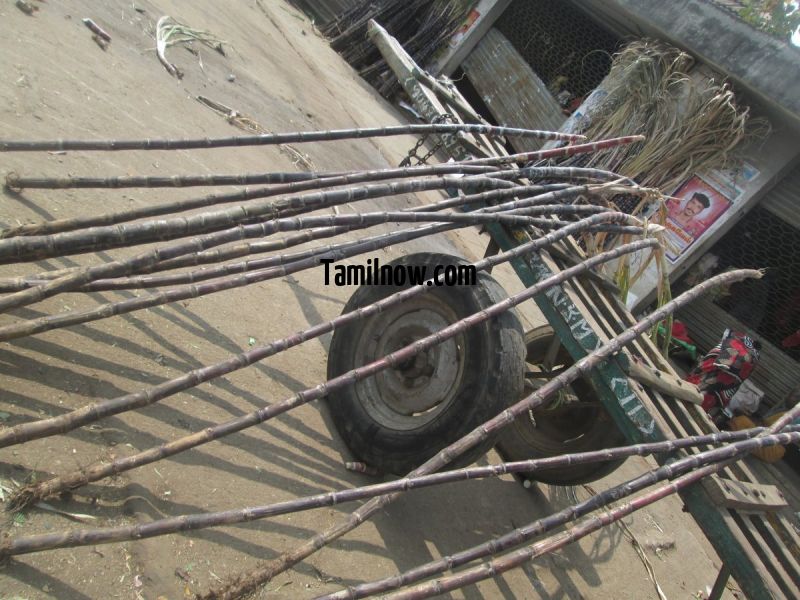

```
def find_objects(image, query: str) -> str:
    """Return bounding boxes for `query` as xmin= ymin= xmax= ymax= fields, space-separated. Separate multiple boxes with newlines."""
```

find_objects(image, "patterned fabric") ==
xmin=685 ymin=329 xmax=760 ymax=412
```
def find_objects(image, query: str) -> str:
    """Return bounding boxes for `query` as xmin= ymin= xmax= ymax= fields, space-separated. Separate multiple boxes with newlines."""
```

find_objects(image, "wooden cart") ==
xmin=370 ymin=21 xmax=800 ymax=599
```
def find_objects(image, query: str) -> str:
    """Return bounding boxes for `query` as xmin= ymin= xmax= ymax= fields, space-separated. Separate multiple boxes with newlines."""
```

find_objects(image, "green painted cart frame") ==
xmin=371 ymin=21 xmax=800 ymax=599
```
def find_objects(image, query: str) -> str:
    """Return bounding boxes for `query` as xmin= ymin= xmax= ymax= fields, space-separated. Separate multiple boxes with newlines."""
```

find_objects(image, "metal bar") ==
xmin=708 ymin=565 xmax=731 ymax=600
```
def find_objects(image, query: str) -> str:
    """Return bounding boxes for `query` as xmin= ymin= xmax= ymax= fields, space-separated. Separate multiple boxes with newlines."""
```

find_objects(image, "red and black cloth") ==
xmin=685 ymin=329 xmax=760 ymax=412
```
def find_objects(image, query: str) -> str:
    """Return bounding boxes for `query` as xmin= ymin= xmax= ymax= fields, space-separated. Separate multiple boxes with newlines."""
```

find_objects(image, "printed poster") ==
xmin=661 ymin=175 xmax=733 ymax=262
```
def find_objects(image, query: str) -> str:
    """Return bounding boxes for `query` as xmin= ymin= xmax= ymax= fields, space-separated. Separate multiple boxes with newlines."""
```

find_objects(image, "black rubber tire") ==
xmin=326 ymin=252 xmax=525 ymax=475
xmin=496 ymin=325 xmax=626 ymax=485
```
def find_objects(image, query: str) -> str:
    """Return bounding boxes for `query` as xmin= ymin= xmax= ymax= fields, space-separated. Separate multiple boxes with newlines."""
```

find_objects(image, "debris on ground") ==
xmin=344 ymin=461 xmax=380 ymax=476
xmin=82 ymin=18 xmax=111 ymax=43
xmin=155 ymin=16 xmax=227 ymax=79
xmin=15 ymin=0 xmax=38 ymax=16
xmin=195 ymin=95 xmax=316 ymax=170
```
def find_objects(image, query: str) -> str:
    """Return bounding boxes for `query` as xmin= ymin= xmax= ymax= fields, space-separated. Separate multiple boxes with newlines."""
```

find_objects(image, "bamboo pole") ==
xmin=2 ymin=425 xmax=796 ymax=559
xmin=7 ymin=231 xmax=654 ymax=509
xmin=3 ymin=165 xmax=624 ymax=192
xmin=198 ymin=268 xmax=761 ymax=600
xmin=322 ymin=429 xmax=800 ymax=600
xmin=35 ymin=204 xmax=608 ymax=292
xmin=0 ymin=123 xmax=584 ymax=153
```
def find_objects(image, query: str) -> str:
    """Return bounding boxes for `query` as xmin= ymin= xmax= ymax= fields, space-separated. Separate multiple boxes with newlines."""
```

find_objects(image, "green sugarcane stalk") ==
xmin=0 ymin=123 xmax=584 ymax=153
xmin=198 ymin=267 xmax=761 ymax=600
xmin=2 ymin=425 xmax=796 ymax=559
xmin=321 ymin=429 xmax=800 ymax=600
xmin=7 ymin=228 xmax=653 ymax=510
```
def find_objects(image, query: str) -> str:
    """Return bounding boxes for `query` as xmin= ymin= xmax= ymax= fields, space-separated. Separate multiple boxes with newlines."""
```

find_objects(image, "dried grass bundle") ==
xmin=559 ymin=40 xmax=766 ymax=201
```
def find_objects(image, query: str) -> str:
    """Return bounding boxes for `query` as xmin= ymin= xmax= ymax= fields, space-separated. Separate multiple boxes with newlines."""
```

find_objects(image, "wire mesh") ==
xmin=695 ymin=206 xmax=800 ymax=359
xmin=495 ymin=0 xmax=621 ymax=112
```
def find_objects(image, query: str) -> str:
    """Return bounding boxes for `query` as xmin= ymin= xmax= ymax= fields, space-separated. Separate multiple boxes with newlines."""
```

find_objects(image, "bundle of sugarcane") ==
xmin=323 ymin=0 xmax=469 ymax=98
xmin=0 ymin=123 xmax=772 ymax=600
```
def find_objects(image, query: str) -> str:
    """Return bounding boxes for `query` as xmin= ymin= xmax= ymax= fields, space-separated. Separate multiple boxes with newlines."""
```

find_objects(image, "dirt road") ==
xmin=0 ymin=1 xmax=734 ymax=598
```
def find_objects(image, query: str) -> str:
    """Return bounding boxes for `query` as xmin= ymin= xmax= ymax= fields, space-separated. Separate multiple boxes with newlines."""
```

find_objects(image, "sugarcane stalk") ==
xmin=2 ymin=165 xmax=625 ymax=192
xmin=0 ymin=174 xmax=513 ymax=263
xmin=386 ymin=388 xmax=800 ymax=600
xmin=0 ymin=182 xmax=565 ymax=292
xmin=34 ymin=204 xmax=609 ymax=292
xmin=0 ymin=188 xmax=608 ymax=318
xmin=0 ymin=160 xmax=628 ymax=255
xmin=324 ymin=428 xmax=800 ymax=600
xmin=0 ymin=184 xmax=642 ymax=333
xmin=0 ymin=179 xmax=599 ymax=292
xmin=0 ymin=123 xmax=584 ymax=153
xmin=138 ymin=180 xmax=644 ymax=272
xmin=7 ymin=228 xmax=654 ymax=509
xmin=462 ymin=136 xmax=645 ymax=167
xmin=3 ymin=170 xmax=356 ymax=190
xmin=0 ymin=179 xmax=641 ymax=313
xmin=379 ymin=441 xmax=782 ymax=600
xmin=1 ymin=164 xmax=502 ymax=239
xmin=198 ymin=267 xmax=761 ymax=600
xmin=2 ymin=425 xmax=795 ymax=559
xmin=0 ymin=174 xmax=519 ymax=312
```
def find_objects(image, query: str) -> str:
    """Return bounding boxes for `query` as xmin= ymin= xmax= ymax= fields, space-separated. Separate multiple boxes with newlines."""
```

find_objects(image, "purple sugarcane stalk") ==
xmin=382 ymin=418 xmax=800 ymax=600
xmin=29 ymin=204 xmax=607 ymax=292
xmin=2 ymin=425 xmax=794 ymax=559
xmin=320 ymin=426 xmax=800 ymax=599
xmin=7 ymin=231 xmax=654 ymax=510
xmin=0 ymin=204 xmax=610 ymax=325
xmin=0 ymin=123 xmax=584 ymax=153
xmin=197 ymin=267 xmax=761 ymax=600
xmin=3 ymin=165 xmax=625 ymax=191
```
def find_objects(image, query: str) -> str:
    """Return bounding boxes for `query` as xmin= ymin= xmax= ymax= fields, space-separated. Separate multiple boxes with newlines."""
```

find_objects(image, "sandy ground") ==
xmin=0 ymin=1 xmax=737 ymax=599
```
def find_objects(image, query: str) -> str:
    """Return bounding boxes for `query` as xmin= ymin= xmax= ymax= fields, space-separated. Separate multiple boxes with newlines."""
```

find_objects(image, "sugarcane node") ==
xmin=4 ymin=171 xmax=22 ymax=192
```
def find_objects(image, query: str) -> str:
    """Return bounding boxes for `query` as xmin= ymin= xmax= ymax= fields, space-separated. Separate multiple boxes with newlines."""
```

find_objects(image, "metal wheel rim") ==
xmin=353 ymin=295 xmax=467 ymax=431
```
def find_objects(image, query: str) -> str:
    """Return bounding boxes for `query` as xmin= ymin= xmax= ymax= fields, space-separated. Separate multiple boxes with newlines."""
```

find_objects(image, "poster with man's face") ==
xmin=662 ymin=175 xmax=732 ymax=262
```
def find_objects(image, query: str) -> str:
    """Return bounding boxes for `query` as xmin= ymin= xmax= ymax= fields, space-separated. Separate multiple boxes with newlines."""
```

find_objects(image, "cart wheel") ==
xmin=326 ymin=252 xmax=525 ymax=475
xmin=496 ymin=325 xmax=626 ymax=485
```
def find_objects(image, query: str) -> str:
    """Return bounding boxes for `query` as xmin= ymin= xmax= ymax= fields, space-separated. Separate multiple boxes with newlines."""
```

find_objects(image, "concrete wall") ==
xmin=578 ymin=0 xmax=800 ymax=130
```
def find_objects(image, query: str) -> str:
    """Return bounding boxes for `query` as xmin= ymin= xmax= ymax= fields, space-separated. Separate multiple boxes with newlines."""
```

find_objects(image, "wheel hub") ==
xmin=354 ymin=296 xmax=466 ymax=430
